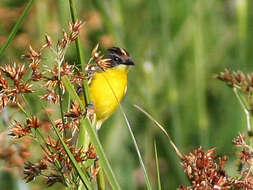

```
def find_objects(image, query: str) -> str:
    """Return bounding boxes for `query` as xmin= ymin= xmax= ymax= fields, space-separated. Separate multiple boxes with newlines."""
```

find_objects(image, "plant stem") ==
xmin=0 ymin=0 xmax=35 ymax=59
xmin=96 ymin=162 xmax=105 ymax=190
xmin=233 ymin=87 xmax=252 ymax=133
xmin=81 ymin=118 xmax=121 ymax=190
xmin=154 ymin=141 xmax=161 ymax=190
xmin=68 ymin=0 xmax=90 ymax=105
xmin=68 ymin=1 xmax=102 ymax=189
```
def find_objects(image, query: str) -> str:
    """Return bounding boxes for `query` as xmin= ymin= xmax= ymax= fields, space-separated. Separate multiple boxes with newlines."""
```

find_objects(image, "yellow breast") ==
xmin=89 ymin=65 xmax=129 ymax=123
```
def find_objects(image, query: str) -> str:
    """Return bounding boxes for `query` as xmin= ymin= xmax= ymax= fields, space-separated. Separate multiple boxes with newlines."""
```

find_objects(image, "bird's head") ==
xmin=105 ymin=47 xmax=135 ymax=70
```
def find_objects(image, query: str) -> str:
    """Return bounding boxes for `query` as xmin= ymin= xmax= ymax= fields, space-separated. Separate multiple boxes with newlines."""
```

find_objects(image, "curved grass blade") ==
xmin=134 ymin=104 xmax=183 ymax=159
xmin=101 ymin=74 xmax=153 ymax=190
xmin=0 ymin=0 xmax=35 ymax=59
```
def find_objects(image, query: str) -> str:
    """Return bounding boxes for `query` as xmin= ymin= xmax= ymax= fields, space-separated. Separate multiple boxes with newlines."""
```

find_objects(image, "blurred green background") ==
xmin=0 ymin=0 xmax=252 ymax=189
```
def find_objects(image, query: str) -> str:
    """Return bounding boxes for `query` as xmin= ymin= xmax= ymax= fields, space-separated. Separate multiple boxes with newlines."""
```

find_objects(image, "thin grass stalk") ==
xmin=154 ymin=141 xmax=161 ymax=190
xmin=233 ymin=88 xmax=253 ymax=142
xmin=120 ymin=107 xmax=153 ymax=190
xmin=0 ymin=0 xmax=35 ymax=59
xmin=100 ymin=73 xmax=152 ymax=189
xmin=134 ymin=104 xmax=183 ymax=159
xmin=68 ymin=0 xmax=90 ymax=106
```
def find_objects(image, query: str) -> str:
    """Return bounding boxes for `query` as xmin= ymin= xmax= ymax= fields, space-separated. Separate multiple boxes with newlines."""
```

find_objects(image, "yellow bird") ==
xmin=89 ymin=47 xmax=135 ymax=129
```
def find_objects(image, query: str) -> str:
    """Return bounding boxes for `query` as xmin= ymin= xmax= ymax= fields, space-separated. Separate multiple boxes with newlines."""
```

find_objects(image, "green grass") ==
xmin=0 ymin=0 xmax=252 ymax=189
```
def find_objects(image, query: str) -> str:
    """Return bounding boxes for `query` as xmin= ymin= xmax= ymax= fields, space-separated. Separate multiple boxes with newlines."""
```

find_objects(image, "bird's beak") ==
xmin=124 ymin=60 xmax=135 ymax=66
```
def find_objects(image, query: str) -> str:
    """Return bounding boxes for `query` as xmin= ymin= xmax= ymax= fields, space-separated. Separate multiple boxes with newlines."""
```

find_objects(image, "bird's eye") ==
xmin=113 ymin=56 xmax=120 ymax=62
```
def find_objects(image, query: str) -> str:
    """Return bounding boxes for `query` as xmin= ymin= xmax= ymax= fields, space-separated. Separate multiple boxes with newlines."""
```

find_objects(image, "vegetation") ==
xmin=1 ymin=0 xmax=253 ymax=189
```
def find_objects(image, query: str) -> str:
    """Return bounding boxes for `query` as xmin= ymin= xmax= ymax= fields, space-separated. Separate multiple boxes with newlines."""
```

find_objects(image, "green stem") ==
xmin=68 ymin=1 xmax=98 ymax=189
xmin=81 ymin=118 xmax=121 ymax=190
xmin=233 ymin=88 xmax=252 ymax=133
xmin=96 ymin=162 xmax=105 ymax=190
xmin=68 ymin=0 xmax=90 ymax=105
xmin=0 ymin=0 xmax=35 ymax=59
xmin=154 ymin=141 xmax=161 ymax=190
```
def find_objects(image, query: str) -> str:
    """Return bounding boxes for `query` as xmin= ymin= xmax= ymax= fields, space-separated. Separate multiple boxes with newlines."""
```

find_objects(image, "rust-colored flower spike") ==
xmin=24 ymin=161 xmax=47 ymax=183
xmin=68 ymin=20 xmax=84 ymax=41
xmin=238 ymin=148 xmax=253 ymax=166
xmin=86 ymin=103 xmax=95 ymax=122
xmin=85 ymin=144 xmax=97 ymax=160
xmin=41 ymin=90 xmax=60 ymax=104
xmin=216 ymin=69 xmax=253 ymax=94
xmin=46 ymin=174 xmax=65 ymax=187
xmin=70 ymin=70 xmax=86 ymax=87
xmin=43 ymin=62 xmax=74 ymax=93
xmin=1 ymin=63 xmax=27 ymax=81
xmin=96 ymin=57 xmax=112 ymax=71
xmin=27 ymin=116 xmax=40 ymax=129
xmin=0 ymin=61 xmax=33 ymax=111
xmin=44 ymin=34 xmax=52 ymax=48
xmin=85 ymin=44 xmax=112 ymax=79
xmin=9 ymin=121 xmax=31 ymax=138
xmin=65 ymin=101 xmax=83 ymax=118
xmin=180 ymin=147 xmax=230 ymax=189
xmin=22 ymin=44 xmax=45 ymax=81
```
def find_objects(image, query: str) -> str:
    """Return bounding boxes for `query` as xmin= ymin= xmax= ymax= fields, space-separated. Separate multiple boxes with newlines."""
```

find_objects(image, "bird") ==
xmin=88 ymin=47 xmax=135 ymax=130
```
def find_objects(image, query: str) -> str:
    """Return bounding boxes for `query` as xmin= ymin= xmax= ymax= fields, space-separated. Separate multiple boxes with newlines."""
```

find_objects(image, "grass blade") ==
xmin=0 ymin=0 xmax=35 ymax=59
xmin=134 ymin=104 xmax=183 ymax=159
xmin=62 ymin=76 xmax=85 ymax=110
xmin=100 ymin=73 xmax=152 ymax=189
xmin=154 ymin=141 xmax=161 ymax=190
xmin=81 ymin=118 xmax=121 ymax=190
xmin=119 ymin=106 xmax=153 ymax=190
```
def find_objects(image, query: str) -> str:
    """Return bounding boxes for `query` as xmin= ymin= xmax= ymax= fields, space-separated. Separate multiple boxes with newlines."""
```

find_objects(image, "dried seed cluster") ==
xmin=216 ymin=69 xmax=253 ymax=93
xmin=9 ymin=117 xmax=40 ymax=138
xmin=84 ymin=44 xmax=112 ymax=80
xmin=179 ymin=133 xmax=253 ymax=190
xmin=0 ymin=62 xmax=33 ymax=110
xmin=0 ymin=21 xmax=102 ymax=188
xmin=179 ymin=147 xmax=229 ymax=190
